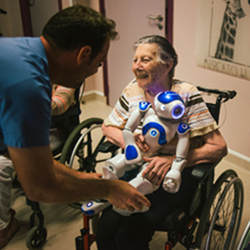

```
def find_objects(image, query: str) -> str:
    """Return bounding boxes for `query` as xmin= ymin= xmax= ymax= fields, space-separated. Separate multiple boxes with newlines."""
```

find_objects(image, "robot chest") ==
xmin=142 ymin=116 xmax=177 ymax=146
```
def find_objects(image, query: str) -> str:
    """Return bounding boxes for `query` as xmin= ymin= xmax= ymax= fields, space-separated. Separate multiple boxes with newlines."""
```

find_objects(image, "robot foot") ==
xmin=81 ymin=200 xmax=111 ymax=216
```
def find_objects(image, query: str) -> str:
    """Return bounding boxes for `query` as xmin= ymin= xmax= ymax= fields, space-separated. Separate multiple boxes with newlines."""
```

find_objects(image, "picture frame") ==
xmin=196 ymin=0 xmax=250 ymax=80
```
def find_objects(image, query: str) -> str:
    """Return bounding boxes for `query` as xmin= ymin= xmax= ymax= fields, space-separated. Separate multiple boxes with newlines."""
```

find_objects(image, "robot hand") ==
xmin=162 ymin=158 xmax=186 ymax=193
xmin=163 ymin=169 xmax=182 ymax=193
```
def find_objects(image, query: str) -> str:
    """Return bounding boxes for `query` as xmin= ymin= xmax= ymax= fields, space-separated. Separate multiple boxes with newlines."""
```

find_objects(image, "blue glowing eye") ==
xmin=173 ymin=107 xmax=183 ymax=116
xmin=172 ymin=104 xmax=185 ymax=119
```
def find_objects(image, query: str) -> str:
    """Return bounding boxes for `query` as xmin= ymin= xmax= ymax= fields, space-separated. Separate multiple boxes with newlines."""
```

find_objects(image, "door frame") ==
xmin=19 ymin=0 xmax=62 ymax=37
xmin=99 ymin=0 xmax=173 ymax=105
xmin=19 ymin=0 xmax=33 ymax=36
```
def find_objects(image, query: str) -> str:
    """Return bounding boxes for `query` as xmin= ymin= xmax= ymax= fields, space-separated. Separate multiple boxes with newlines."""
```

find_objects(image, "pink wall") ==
xmin=173 ymin=0 xmax=250 ymax=158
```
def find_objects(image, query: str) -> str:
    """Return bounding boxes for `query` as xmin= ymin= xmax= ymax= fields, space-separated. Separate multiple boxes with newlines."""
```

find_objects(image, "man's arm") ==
xmin=8 ymin=146 xmax=150 ymax=211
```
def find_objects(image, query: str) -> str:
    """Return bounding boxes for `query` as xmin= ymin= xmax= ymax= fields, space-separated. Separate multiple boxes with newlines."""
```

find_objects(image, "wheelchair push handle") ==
xmin=197 ymin=86 xmax=237 ymax=103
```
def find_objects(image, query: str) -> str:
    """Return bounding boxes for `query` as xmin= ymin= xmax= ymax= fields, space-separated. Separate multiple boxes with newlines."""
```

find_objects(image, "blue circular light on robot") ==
xmin=139 ymin=101 xmax=150 ymax=111
xmin=178 ymin=122 xmax=190 ymax=134
xmin=150 ymin=129 xmax=158 ymax=137
xmin=87 ymin=202 xmax=93 ymax=207
xmin=182 ymin=124 xmax=187 ymax=129
xmin=172 ymin=104 xmax=185 ymax=119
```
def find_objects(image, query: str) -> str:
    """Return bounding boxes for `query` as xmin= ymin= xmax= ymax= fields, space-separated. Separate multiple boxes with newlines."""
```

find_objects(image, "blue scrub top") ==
xmin=0 ymin=37 xmax=51 ymax=152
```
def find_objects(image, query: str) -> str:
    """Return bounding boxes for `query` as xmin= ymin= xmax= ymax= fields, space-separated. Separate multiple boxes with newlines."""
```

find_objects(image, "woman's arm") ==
xmin=51 ymin=85 xmax=76 ymax=116
xmin=142 ymin=129 xmax=227 ymax=185
xmin=102 ymin=123 xmax=125 ymax=149
xmin=186 ymin=129 xmax=227 ymax=166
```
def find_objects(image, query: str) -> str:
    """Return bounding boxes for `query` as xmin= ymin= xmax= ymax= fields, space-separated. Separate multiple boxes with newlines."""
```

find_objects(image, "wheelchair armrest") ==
xmin=191 ymin=163 xmax=216 ymax=180
xmin=98 ymin=141 xmax=120 ymax=153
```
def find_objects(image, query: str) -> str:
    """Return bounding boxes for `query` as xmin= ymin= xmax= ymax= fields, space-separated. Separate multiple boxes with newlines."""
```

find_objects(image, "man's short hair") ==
xmin=42 ymin=5 xmax=117 ymax=58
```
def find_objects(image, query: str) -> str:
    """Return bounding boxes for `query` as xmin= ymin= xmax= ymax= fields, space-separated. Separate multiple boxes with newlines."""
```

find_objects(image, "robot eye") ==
xmin=172 ymin=105 xmax=185 ymax=119
xmin=160 ymin=105 xmax=166 ymax=111
xmin=174 ymin=107 xmax=182 ymax=116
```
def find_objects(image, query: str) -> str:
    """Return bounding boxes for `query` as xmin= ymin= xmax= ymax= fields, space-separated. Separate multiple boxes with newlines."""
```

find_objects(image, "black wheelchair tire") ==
xmin=200 ymin=169 xmax=244 ymax=250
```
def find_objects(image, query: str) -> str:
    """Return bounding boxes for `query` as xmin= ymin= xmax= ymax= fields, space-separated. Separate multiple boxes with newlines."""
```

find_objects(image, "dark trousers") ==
xmin=96 ymin=168 xmax=199 ymax=250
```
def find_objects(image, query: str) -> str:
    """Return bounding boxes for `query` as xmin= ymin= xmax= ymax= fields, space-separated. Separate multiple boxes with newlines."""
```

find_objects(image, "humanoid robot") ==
xmin=81 ymin=91 xmax=190 ymax=216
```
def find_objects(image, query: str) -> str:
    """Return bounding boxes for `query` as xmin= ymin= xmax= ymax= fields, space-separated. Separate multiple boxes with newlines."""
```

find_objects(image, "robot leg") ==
xmin=129 ymin=173 xmax=158 ymax=195
xmin=102 ymin=153 xmax=127 ymax=180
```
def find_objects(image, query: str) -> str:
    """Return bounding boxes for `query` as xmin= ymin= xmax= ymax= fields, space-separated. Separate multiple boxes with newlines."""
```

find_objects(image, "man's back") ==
xmin=0 ymin=37 xmax=51 ymax=151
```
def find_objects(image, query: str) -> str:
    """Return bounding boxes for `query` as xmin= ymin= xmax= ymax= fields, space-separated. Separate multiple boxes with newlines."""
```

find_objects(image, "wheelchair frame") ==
xmin=31 ymin=86 xmax=243 ymax=250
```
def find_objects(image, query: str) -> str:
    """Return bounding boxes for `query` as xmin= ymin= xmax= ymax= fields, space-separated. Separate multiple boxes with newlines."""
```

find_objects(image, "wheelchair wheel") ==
xmin=60 ymin=117 xmax=105 ymax=171
xmin=201 ymin=169 xmax=244 ymax=250
xmin=59 ymin=117 xmax=117 ymax=208
xmin=26 ymin=226 xmax=47 ymax=249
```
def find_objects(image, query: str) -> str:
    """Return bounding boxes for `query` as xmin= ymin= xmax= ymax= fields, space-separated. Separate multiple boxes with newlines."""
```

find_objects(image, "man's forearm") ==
xmin=36 ymin=159 xmax=112 ymax=203
xmin=8 ymin=146 xmax=151 ymax=211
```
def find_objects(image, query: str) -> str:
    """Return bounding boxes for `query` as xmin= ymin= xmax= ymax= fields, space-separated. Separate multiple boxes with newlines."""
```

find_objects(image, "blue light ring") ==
xmin=177 ymin=122 xmax=190 ymax=135
xmin=142 ymin=122 xmax=167 ymax=145
xmin=171 ymin=103 xmax=185 ymax=119
xmin=139 ymin=101 xmax=151 ymax=112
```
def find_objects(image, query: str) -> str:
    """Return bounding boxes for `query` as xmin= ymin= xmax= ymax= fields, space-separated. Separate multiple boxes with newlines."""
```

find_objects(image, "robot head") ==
xmin=154 ymin=91 xmax=185 ymax=120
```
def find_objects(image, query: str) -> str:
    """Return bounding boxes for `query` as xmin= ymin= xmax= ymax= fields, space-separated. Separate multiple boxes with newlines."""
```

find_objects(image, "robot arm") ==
xmin=163 ymin=122 xmax=190 ymax=193
xmin=123 ymin=101 xmax=151 ymax=165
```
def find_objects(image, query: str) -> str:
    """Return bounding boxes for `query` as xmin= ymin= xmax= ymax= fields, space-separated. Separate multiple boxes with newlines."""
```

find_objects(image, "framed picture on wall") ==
xmin=196 ymin=0 xmax=250 ymax=80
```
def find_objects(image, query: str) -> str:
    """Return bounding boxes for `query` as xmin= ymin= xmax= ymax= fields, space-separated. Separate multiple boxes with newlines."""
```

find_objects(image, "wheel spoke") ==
xmin=201 ymin=170 xmax=243 ymax=250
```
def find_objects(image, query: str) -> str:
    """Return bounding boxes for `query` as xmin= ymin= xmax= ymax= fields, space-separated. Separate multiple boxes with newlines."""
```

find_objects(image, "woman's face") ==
xmin=132 ymin=43 xmax=172 ymax=90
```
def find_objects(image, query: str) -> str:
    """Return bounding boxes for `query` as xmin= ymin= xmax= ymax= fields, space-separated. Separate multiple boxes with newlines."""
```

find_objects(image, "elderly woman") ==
xmin=96 ymin=35 xmax=227 ymax=250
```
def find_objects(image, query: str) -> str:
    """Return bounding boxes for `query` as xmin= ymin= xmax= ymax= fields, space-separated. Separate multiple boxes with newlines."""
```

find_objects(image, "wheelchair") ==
xmin=56 ymin=86 xmax=244 ymax=250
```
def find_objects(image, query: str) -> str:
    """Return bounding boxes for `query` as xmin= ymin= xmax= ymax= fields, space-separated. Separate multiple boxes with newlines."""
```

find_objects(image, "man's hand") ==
xmin=106 ymin=179 xmax=151 ymax=212
xmin=84 ymin=172 xmax=103 ymax=179
xmin=142 ymin=155 xmax=175 ymax=185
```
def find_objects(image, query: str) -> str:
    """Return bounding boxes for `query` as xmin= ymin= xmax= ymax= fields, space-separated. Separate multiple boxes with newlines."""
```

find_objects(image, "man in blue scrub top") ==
xmin=0 ymin=5 xmax=150 ymax=248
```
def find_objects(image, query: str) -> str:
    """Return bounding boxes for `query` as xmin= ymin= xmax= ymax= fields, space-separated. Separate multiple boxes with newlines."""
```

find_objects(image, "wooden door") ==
xmin=102 ymin=0 xmax=171 ymax=106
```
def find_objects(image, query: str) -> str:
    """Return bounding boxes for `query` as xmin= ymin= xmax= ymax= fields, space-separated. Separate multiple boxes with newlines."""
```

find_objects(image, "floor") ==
xmin=4 ymin=98 xmax=250 ymax=250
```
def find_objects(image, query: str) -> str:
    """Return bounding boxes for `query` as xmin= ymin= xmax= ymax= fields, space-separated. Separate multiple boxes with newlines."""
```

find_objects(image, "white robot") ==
xmin=81 ymin=91 xmax=190 ymax=216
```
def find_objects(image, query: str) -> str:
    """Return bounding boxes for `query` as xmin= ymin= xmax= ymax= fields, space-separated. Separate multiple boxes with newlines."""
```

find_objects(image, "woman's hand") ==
xmin=134 ymin=134 xmax=150 ymax=152
xmin=142 ymin=155 xmax=175 ymax=185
